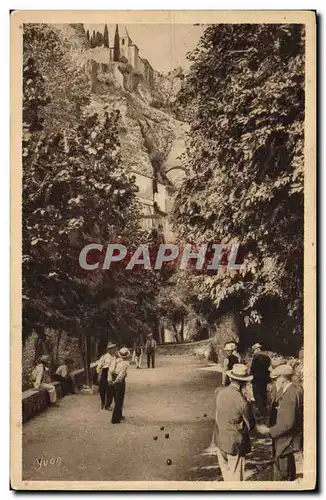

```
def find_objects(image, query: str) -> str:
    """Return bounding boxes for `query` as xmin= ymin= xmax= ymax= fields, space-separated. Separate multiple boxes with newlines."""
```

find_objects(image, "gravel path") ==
xmin=23 ymin=355 xmax=221 ymax=481
xmin=22 ymin=354 xmax=303 ymax=483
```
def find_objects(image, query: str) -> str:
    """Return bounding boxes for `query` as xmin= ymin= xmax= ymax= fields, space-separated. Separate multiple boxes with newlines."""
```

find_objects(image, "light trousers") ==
xmin=216 ymin=447 xmax=245 ymax=481
xmin=39 ymin=383 xmax=57 ymax=404
xmin=135 ymin=355 xmax=142 ymax=368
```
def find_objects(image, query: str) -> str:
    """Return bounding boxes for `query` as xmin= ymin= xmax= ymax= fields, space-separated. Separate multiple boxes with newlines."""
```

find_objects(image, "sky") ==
xmin=84 ymin=23 xmax=205 ymax=73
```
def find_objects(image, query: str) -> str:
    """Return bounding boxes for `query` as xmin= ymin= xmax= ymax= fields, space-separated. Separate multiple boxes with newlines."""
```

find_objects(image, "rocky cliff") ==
xmin=85 ymin=48 xmax=187 ymax=183
xmin=54 ymin=24 xmax=187 ymax=195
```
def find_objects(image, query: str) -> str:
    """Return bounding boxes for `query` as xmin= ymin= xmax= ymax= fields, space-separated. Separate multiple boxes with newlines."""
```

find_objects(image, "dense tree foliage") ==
xmin=22 ymin=24 xmax=161 ymax=376
xmin=173 ymin=24 xmax=305 ymax=353
xmin=23 ymin=24 xmax=90 ymax=134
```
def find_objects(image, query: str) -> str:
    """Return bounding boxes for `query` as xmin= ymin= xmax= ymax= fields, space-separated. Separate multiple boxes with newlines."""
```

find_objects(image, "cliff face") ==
xmin=49 ymin=25 xmax=187 ymax=195
xmin=86 ymin=51 xmax=186 ymax=183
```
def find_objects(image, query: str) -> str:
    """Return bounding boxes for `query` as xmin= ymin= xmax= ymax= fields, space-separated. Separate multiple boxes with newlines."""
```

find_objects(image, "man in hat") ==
xmin=257 ymin=364 xmax=303 ymax=481
xmin=250 ymin=343 xmax=271 ymax=418
xmin=214 ymin=364 xmax=255 ymax=481
xmin=96 ymin=343 xmax=117 ymax=410
xmin=111 ymin=347 xmax=130 ymax=424
xmin=267 ymin=357 xmax=287 ymax=428
xmin=145 ymin=333 xmax=157 ymax=369
xmin=31 ymin=355 xmax=57 ymax=404
xmin=222 ymin=342 xmax=242 ymax=386
xmin=54 ymin=358 xmax=77 ymax=395
xmin=134 ymin=344 xmax=143 ymax=369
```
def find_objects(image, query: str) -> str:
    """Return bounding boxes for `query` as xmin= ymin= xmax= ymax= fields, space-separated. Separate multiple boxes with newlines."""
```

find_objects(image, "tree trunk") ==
xmin=159 ymin=321 xmax=165 ymax=344
xmin=98 ymin=335 xmax=108 ymax=358
xmin=172 ymin=324 xmax=179 ymax=342
xmin=153 ymin=318 xmax=160 ymax=343
xmin=78 ymin=333 xmax=90 ymax=387
xmin=55 ymin=330 xmax=62 ymax=365
xmin=90 ymin=336 xmax=97 ymax=363
xmin=179 ymin=317 xmax=185 ymax=343
xmin=34 ymin=333 xmax=43 ymax=364
xmin=84 ymin=334 xmax=91 ymax=387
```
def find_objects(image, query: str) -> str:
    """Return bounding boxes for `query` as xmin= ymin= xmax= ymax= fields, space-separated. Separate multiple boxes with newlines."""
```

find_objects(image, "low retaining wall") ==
xmin=156 ymin=339 xmax=211 ymax=357
xmin=22 ymin=362 xmax=98 ymax=423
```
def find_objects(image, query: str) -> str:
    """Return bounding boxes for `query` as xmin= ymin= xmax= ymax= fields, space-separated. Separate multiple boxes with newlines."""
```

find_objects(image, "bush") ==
xmin=150 ymin=99 xmax=165 ymax=109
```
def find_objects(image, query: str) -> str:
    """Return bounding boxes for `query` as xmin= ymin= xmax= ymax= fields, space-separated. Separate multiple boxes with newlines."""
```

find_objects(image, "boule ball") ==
xmin=166 ymin=458 xmax=172 ymax=465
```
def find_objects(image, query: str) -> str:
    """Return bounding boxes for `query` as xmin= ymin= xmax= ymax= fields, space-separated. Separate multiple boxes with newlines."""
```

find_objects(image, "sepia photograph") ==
xmin=10 ymin=10 xmax=316 ymax=491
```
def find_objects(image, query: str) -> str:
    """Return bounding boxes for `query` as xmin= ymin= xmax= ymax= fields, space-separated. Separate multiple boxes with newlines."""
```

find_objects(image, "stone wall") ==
xmin=22 ymin=362 xmax=98 ymax=423
xmin=22 ymin=330 xmax=85 ymax=391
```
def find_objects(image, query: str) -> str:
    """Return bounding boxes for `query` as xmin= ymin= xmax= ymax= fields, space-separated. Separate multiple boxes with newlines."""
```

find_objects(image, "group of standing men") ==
xmin=96 ymin=333 xmax=157 ymax=423
xmin=96 ymin=344 xmax=131 ymax=424
xmin=215 ymin=341 xmax=303 ymax=482
xmin=131 ymin=333 xmax=157 ymax=369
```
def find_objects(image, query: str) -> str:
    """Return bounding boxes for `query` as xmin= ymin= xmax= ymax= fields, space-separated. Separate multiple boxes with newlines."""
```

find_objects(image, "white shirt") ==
xmin=32 ymin=363 xmax=51 ymax=388
xmin=56 ymin=364 xmax=68 ymax=377
xmin=114 ymin=359 xmax=129 ymax=383
xmin=97 ymin=353 xmax=114 ymax=372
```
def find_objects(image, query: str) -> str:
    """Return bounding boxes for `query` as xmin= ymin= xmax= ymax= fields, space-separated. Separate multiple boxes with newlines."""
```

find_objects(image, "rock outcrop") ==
xmin=86 ymin=48 xmax=187 ymax=186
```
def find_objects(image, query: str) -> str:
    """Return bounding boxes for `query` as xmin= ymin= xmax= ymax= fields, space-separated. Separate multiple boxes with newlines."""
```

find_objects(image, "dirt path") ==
xmin=23 ymin=354 xmax=222 ymax=481
xmin=22 ymin=354 xmax=302 ymax=483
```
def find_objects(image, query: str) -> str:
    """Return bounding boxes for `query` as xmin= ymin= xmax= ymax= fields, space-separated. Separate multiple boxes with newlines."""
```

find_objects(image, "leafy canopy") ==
xmin=173 ymin=24 xmax=304 ymax=351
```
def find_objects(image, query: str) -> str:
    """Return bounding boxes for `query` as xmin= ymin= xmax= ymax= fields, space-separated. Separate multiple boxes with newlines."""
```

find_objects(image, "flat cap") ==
xmin=270 ymin=364 xmax=293 ymax=379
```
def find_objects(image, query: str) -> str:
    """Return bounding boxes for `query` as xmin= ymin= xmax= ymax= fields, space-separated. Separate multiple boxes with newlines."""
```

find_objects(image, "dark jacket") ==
xmin=269 ymin=383 xmax=303 ymax=458
xmin=227 ymin=353 xmax=242 ymax=370
xmin=146 ymin=338 xmax=156 ymax=352
xmin=250 ymin=352 xmax=271 ymax=384
xmin=213 ymin=385 xmax=255 ymax=456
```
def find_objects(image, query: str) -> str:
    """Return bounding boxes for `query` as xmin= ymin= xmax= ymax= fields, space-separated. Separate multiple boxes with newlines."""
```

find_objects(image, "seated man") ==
xmin=53 ymin=358 xmax=76 ymax=395
xmin=31 ymin=355 xmax=57 ymax=405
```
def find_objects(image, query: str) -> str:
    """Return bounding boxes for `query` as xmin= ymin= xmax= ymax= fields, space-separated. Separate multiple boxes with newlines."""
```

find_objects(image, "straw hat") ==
xmin=118 ymin=347 xmax=131 ymax=359
xmin=107 ymin=343 xmax=116 ymax=350
xmin=270 ymin=364 xmax=293 ymax=379
xmin=40 ymin=355 xmax=50 ymax=363
xmin=251 ymin=343 xmax=262 ymax=352
xmin=227 ymin=363 xmax=253 ymax=382
xmin=269 ymin=356 xmax=286 ymax=370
